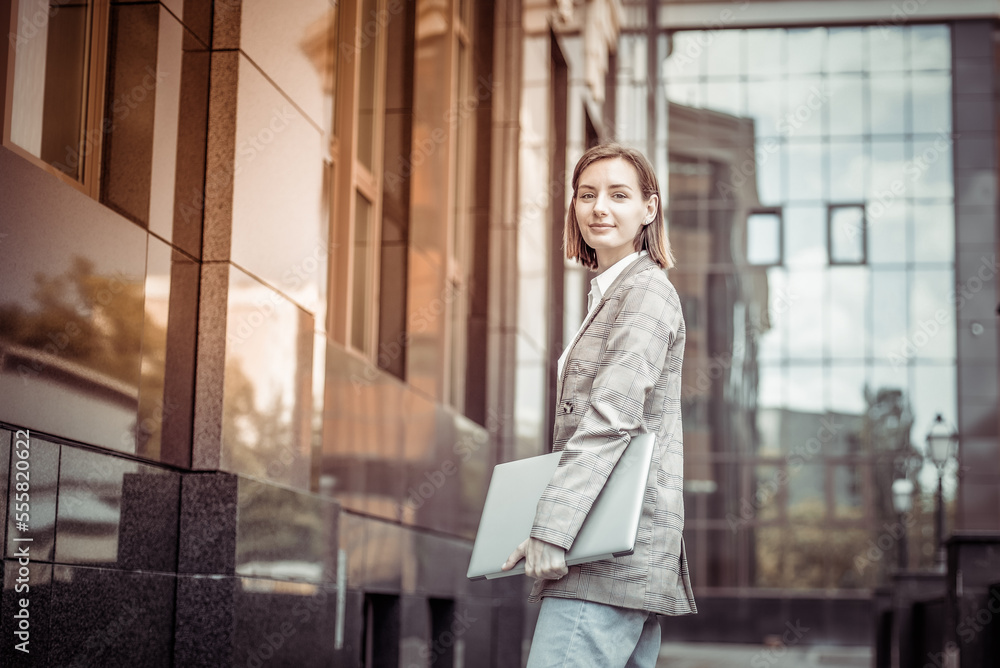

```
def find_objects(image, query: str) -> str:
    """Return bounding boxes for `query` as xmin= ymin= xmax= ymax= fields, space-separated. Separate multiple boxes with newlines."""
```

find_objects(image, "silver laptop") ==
xmin=467 ymin=433 xmax=655 ymax=580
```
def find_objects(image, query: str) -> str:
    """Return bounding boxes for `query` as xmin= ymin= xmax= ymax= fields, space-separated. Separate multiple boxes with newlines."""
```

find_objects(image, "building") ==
xmin=0 ymin=0 xmax=623 ymax=665
xmin=4 ymin=0 xmax=1000 ymax=665
xmin=606 ymin=0 xmax=1000 ymax=653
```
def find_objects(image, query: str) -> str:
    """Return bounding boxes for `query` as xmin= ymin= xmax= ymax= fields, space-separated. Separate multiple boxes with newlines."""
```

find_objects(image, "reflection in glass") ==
xmin=829 ymin=205 xmax=866 ymax=264
xmin=828 ymin=75 xmax=865 ymax=137
xmin=912 ymin=204 xmax=953 ymax=263
xmin=910 ymin=25 xmax=951 ymax=71
xmin=869 ymin=75 xmax=908 ymax=136
xmin=746 ymin=80 xmax=783 ymax=138
xmin=827 ymin=28 xmax=864 ymax=73
xmin=868 ymin=199 xmax=907 ymax=265
xmin=786 ymin=28 xmax=825 ymax=75
xmin=829 ymin=141 xmax=867 ymax=201
xmin=909 ymin=270 xmax=955 ymax=360
xmin=9 ymin=0 xmax=91 ymax=181
xmin=869 ymin=25 xmax=907 ymax=72
xmin=833 ymin=465 xmax=864 ymax=519
xmin=663 ymin=23 xmax=956 ymax=591
xmin=665 ymin=81 xmax=700 ymax=108
xmin=746 ymin=29 xmax=783 ymax=77
xmin=872 ymin=269 xmax=909 ymax=359
xmin=784 ymin=206 xmax=826 ymax=267
xmin=55 ymin=445 xmax=179 ymax=570
xmin=786 ymin=142 xmax=823 ymax=201
xmin=828 ymin=267 xmax=868 ymax=360
xmin=704 ymin=29 xmax=742 ymax=77
xmin=753 ymin=465 xmax=783 ymax=521
xmin=664 ymin=33 xmax=704 ymax=79
xmin=911 ymin=137 xmax=953 ymax=198
xmin=868 ymin=140 xmax=907 ymax=199
xmin=786 ymin=365 xmax=824 ymax=411
xmin=703 ymin=80 xmax=743 ymax=118
xmin=784 ymin=79 xmax=825 ymax=137
xmin=356 ymin=0 xmax=380 ymax=170
xmin=746 ymin=212 xmax=782 ymax=265
xmin=827 ymin=364 xmax=867 ymax=415
xmin=785 ymin=272 xmax=824 ymax=359
xmin=757 ymin=271 xmax=786 ymax=363
xmin=911 ymin=74 xmax=951 ymax=134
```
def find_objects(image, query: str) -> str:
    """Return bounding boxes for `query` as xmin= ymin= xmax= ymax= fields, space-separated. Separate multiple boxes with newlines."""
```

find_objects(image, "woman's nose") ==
xmin=593 ymin=193 xmax=609 ymax=214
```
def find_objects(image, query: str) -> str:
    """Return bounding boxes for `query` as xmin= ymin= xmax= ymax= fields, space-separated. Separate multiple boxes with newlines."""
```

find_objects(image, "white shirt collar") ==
xmin=589 ymin=250 xmax=647 ymax=308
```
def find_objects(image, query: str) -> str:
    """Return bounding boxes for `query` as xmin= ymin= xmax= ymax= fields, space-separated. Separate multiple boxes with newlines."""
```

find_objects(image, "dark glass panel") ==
xmin=54 ymin=445 xmax=180 ymax=570
xmin=220 ymin=266 xmax=314 ymax=490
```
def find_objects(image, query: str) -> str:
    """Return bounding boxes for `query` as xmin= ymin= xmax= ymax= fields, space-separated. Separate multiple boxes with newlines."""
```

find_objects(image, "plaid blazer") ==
xmin=528 ymin=254 xmax=697 ymax=616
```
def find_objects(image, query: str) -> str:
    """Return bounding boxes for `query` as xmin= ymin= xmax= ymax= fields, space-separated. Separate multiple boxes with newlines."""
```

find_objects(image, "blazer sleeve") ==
xmin=530 ymin=272 xmax=683 ymax=550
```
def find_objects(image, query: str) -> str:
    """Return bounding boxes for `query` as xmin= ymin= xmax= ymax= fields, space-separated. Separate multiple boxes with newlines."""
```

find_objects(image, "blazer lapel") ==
xmin=555 ymin=254 xmax=658 ymax=407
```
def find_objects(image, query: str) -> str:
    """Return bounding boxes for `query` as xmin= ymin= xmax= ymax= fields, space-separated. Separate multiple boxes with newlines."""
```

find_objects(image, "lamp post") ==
xmin=925 ymin=414 xmax=958 ymax=569
xmin=891 ymin=478 xmax=914 ymax=570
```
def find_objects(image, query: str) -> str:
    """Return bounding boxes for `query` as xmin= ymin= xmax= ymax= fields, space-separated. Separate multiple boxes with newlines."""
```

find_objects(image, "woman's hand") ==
xmin=502 ymin=537 xmax=568 ymax=580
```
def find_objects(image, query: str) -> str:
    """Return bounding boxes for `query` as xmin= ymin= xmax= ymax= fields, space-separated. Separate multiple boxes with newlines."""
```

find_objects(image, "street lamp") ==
xmin=925 ymin=414 xmax=958 ymax=569
xmin=891 ymin=478 xmax=914 ymax=570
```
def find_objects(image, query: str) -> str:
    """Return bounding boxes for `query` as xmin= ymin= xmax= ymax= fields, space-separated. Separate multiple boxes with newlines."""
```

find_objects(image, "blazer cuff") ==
xmin=529 ymin=525 xmax=575 ymax=551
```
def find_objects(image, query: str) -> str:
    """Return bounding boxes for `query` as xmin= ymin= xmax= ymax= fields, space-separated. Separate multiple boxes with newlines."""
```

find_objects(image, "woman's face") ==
xmin=574 ymin=157 xmax=657 ymax=271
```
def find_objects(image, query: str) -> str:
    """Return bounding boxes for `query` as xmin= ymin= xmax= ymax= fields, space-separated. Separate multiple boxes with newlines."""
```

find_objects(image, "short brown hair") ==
xmin=564 ymin=143 xmax=675 ymax=270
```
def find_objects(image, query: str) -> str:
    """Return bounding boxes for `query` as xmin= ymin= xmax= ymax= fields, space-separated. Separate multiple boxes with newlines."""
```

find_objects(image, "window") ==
xmin=828 ymin=204 xmax=867 ymax=265
xmin=330 ymin=0 xmax=480 ymax=411
xmin=5 ymin=0 xmax=110 ymax=194
xmin=746 ymin=208 xmax=783 ymax=266
xmin=445 ymin=0 xmax=477 ymax=410
xmin=330 ymin=0 xmax=387 ymax=357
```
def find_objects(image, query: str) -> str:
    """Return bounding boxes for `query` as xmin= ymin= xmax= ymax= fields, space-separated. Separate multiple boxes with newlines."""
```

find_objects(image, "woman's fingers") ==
xmin=502 ymin=538 xmax=529 ymax=571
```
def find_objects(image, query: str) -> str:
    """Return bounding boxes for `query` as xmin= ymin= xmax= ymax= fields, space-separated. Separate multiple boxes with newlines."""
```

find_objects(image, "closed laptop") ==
xmin=467 ymin=433 xmax=655 ymax=580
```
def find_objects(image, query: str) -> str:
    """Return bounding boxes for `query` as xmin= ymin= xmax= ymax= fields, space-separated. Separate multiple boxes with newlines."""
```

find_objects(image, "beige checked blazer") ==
xmin=528 ymin=254 xmax=697 ymax=616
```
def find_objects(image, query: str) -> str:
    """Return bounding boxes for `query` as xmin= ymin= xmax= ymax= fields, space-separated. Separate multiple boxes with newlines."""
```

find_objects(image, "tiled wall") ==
xmin=0 ymin=427 xmax=344 ymax=666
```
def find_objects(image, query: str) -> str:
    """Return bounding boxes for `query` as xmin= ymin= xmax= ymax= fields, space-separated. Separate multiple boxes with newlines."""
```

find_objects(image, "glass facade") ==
xmin=661 ymin=25 xmax=957 ymax=590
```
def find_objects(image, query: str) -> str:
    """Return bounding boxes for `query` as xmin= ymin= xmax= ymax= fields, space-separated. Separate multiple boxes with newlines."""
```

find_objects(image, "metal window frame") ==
xmin=827 ymin=202 xmax=868 ymax=266
xmin=746 ymin=206 xmax=785 ymax=267
xmin=1 ymin=0 xmax=110 ymax=198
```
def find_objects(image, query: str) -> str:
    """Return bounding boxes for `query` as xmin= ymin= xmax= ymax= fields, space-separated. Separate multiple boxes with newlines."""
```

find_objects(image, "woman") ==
xmin=502 ymin=143 xmax=696 ymax=667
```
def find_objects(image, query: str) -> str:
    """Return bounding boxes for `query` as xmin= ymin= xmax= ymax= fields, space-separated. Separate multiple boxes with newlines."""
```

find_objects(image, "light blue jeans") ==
xmin=525 ymin=597 xmax=662 ymax=668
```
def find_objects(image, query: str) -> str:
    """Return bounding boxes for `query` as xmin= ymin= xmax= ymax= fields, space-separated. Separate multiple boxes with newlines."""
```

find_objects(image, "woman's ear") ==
xmin=644 ymin=194 xmax=659 ymax=225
